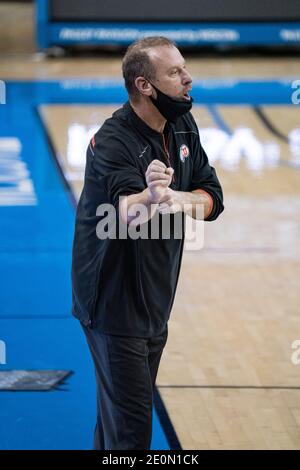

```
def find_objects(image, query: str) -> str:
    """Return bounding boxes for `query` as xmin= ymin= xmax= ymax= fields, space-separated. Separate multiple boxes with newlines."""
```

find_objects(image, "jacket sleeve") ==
xmin=190 ymin=121 xmax=224 ymax=221
xmin=89 ymin=126 xmax=146 ymax=208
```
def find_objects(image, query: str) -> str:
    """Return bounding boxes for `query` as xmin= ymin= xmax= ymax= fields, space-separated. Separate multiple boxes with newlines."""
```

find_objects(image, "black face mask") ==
xmin=149 ymin=82 xmax=193 ymax=123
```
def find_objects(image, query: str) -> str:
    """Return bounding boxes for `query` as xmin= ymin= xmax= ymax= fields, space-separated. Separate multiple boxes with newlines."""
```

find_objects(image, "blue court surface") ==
xmin=0 ymin=78 xmax=298 ymax=449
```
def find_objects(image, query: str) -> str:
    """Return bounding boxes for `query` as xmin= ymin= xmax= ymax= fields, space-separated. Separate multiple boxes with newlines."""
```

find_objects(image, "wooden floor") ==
xmin=2 ymin=2 xmax=300 ymax=450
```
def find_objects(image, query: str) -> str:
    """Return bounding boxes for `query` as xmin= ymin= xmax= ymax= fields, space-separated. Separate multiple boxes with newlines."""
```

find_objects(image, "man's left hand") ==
xmin=157 ymin=188 xmax=183 ymax=214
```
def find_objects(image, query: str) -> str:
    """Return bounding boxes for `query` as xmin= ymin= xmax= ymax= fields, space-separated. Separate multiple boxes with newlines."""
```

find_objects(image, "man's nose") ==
xmin=182 ymin=69 xmax=192 ymax=85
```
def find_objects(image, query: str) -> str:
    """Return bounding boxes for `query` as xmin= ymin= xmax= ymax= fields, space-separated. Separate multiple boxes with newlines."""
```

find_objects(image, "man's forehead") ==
xmin=147 ymin=46 xmax=185 ymax=70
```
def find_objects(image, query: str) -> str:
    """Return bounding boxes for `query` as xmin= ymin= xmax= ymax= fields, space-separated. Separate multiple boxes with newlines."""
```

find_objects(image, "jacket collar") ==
xmin=123 ymin=101 xmax=171 ymax=139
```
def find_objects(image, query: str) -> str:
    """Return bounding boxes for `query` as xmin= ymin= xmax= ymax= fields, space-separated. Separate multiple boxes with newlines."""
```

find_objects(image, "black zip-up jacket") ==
xmin=71 ymin=102 xmax=224 ymax=337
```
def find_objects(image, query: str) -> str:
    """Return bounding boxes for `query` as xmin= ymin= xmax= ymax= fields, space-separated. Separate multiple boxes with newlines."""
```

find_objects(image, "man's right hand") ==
xmin=145 ymin=159 xmax=174 ymax=204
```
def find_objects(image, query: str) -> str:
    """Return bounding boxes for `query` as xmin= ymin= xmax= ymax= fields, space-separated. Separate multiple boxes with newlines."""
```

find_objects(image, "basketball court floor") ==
xmin=0 ymin=3 xmax=300 ymax=450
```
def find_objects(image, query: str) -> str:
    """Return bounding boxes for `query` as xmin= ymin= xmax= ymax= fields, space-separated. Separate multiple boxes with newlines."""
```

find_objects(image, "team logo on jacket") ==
xmin=179 ymin=144 xmax=190 ymax=162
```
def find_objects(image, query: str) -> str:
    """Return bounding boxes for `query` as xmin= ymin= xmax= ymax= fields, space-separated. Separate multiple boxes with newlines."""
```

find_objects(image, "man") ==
xmin=71 ymin=36 xmax=224 ymax=450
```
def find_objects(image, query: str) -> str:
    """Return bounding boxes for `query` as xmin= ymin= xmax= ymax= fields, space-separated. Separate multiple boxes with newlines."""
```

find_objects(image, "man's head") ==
xmin=122 ymin=36 xmax=192 ymax=105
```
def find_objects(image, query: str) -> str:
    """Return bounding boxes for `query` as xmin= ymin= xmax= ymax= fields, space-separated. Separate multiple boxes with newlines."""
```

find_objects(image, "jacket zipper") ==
xmin=162 ymin=134 xmax=175 ymax=184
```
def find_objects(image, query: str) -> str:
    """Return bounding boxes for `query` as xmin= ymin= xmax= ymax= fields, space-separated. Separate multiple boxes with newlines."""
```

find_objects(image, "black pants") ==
xmin=81 ymin=323 xmax=168 ymax=450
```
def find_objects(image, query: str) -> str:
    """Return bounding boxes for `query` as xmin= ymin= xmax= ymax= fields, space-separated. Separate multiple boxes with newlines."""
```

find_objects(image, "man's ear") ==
xmin=134 ymin=77 xmax=153 ymax=97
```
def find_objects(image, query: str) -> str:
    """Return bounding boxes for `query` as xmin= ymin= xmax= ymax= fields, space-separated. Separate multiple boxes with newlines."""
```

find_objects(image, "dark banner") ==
xmin=50 ymin=0 xmax=300 ymax=22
